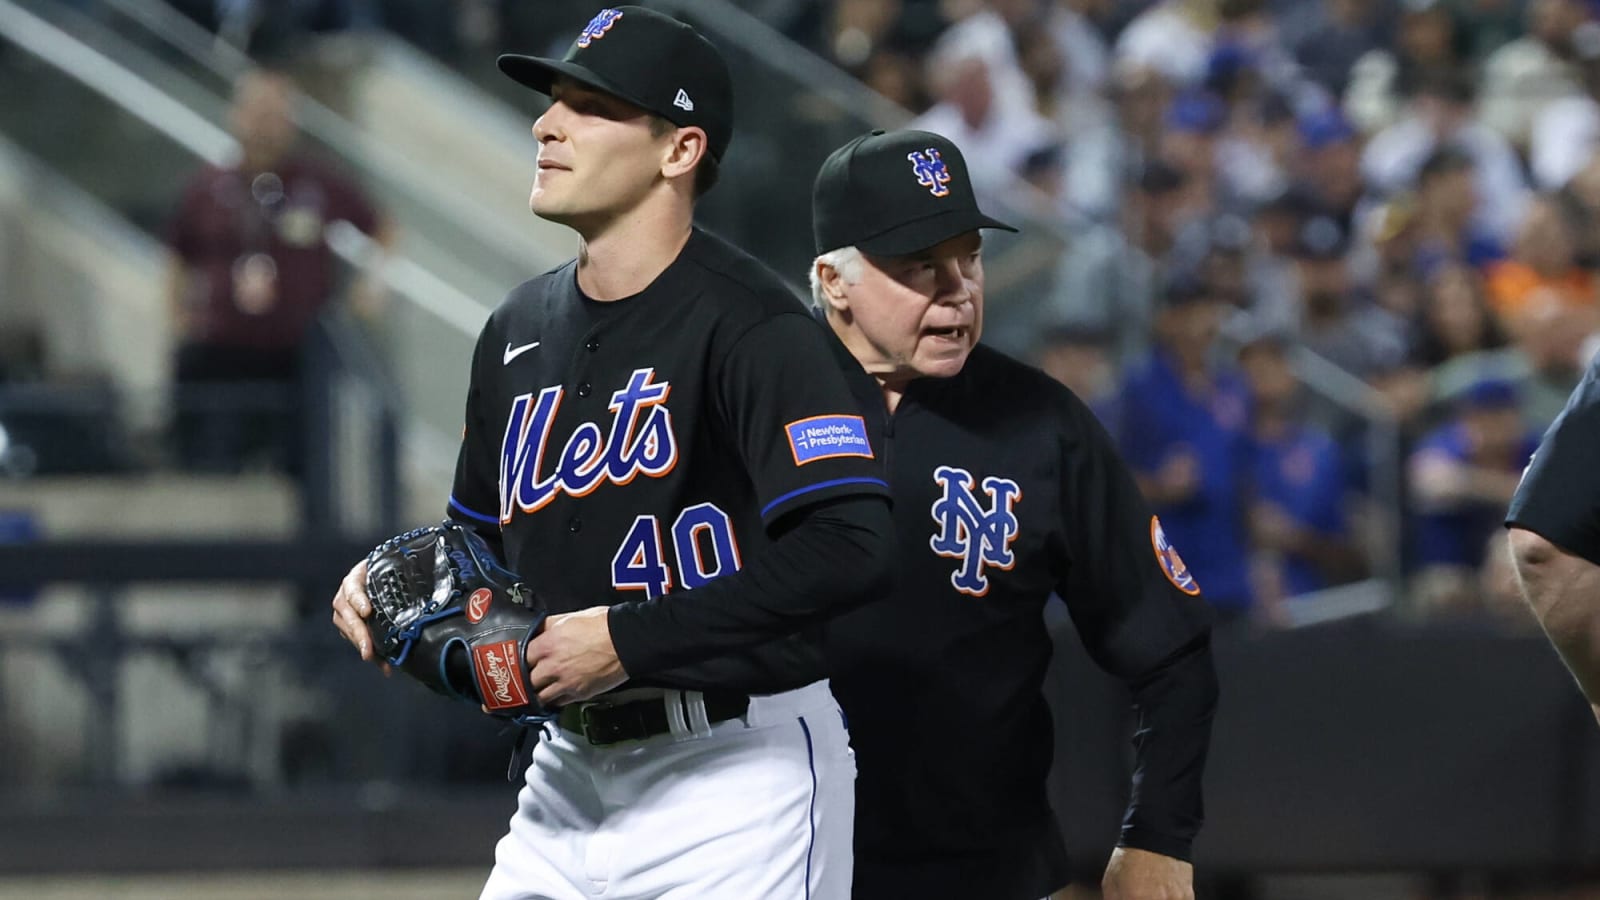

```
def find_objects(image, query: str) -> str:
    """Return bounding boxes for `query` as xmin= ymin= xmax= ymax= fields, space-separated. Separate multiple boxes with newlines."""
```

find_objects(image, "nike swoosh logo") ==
xmin=503 ymin=341 xmax=541 ymax=365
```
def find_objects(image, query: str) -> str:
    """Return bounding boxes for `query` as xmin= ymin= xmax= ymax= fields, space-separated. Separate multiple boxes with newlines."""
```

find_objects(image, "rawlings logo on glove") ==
xmin=365 ymin=521 xmax=553 ymax=722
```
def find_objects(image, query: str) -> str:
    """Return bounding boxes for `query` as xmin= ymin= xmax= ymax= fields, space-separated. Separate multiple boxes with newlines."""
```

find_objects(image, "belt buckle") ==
xmin=577 ymin=700 xmax=613 ymax=746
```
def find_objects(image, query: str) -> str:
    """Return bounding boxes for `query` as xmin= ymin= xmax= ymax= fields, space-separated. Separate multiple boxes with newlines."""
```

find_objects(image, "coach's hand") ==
xmin=330 ymin=559 xmax=391 ymax=674
xmin=1102 ymin=846 xmax=1193 ymax=900
xmin=525 ymin=606 xmax=629 ymax=706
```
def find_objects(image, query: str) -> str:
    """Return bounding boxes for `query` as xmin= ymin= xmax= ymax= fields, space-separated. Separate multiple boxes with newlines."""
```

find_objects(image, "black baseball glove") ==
xmin=364 ymin=520 xmax=553 ymax=722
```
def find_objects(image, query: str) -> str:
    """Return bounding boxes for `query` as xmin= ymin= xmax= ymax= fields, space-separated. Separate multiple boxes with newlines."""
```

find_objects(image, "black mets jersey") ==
xmin=1508 ymin=348 xmax=1600 ymax=565
xmin=819 ymin=321 xmax=1218 ymax=900
xmin=447 ymin=228 xmax=891 ymax=693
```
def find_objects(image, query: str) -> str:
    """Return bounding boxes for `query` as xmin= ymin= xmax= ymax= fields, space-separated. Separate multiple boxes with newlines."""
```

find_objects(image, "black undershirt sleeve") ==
xmin=446 ymin=322 xmax=507 ymax=560
xmin=1119 ymin=636 xmax=1219 ymax=861
xmin=1053 ymin=389 xmax=1218 ymax=862
xmin=606 ymin=494 xmax=894 ymax=678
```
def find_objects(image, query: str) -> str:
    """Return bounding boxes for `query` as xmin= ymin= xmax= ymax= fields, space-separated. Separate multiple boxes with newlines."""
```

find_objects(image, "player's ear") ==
xmin=660 ymin=125 xmax=708 ymax=183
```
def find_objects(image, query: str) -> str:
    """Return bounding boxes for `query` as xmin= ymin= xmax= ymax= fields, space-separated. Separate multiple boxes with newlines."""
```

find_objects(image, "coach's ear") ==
xmin=814 ymin=258 xmax=853 ymax=317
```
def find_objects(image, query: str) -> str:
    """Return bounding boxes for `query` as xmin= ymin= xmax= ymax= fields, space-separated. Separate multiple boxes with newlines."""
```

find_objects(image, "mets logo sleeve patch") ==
xmin=785 ymin=415 xmax=874 ymax=465
xmin=1151 ymin=516 xmax=1202 ymax=596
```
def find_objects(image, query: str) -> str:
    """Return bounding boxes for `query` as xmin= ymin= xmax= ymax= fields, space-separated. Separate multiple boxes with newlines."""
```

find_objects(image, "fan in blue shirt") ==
xmin=1120 ymin=278 xmax=1255 ymax=618
xmin=1238 ymin=334 xmax=1363 ymax=604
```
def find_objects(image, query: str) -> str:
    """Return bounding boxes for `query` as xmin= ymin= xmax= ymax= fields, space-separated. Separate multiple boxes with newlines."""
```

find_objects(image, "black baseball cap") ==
xmin=812 ymin=129 xmax=1016 ymax=256
xmin=498 ymin=6 xmax=734 ymax=161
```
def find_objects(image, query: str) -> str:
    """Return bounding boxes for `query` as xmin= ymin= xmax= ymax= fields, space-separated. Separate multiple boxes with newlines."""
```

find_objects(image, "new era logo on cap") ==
xmin=577 ymin=8 xmax=623 ymax=48
xmin=497 ymin=6 xmax=735 ymax=160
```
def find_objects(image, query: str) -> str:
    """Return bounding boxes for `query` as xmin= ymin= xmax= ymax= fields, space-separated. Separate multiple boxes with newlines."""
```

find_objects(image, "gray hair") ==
xmin=809 ymin=245 xmax=865 ymax=308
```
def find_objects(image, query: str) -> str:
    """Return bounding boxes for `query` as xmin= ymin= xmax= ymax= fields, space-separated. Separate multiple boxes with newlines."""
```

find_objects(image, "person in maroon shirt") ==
xmin=166 ymin=68 xmax=391 ymax=474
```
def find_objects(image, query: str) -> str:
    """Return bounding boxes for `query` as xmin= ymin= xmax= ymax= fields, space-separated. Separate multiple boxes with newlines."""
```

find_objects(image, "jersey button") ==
xmin=577 ymin=383 xmax=592 ymax=398
xmin=568 ymin=518 xmax=582 ymax=533
xmin=585 ymin=339 xmax=600 ymax=353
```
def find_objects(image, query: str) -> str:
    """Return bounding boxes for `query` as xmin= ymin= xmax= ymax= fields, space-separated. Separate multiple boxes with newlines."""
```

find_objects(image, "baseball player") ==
xmin=1508 ymin=347 xmax=1600 ymax=721
xmin=809 ymin=129 xmax=1219 ymax=900
xmin=331 ymin=8 xmax=894 ymax=898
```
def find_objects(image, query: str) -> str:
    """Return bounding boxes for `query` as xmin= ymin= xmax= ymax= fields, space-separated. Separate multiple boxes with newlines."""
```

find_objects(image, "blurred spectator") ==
xmin=1215 ymin=88 xmax=1296 ymax=209
xmin=1247 ymin=184 xmax=1316 ymax=316
xmin=1119 ymin=277 xmax=1255 ymax=621
xmin=1362 ymin=74 xmax=1529 ymax=248
xmin=1407 ymin=378 xmax=1540 ymax=615
xmin=1115 ymin=0 xmax=1218 ymax=89
xmin=813 ymin=0 xmax=909 ymax=71
xmin=1512 ymin=298 xmax=1600 ymax=423
xmin=1186 ymin=211 xmax=1298 ymax=336
xmin=1290 ymin=216 xmax=1410 ymax=379
xmin=930 ymin=0 xmax=1050 ymax=117
xmin=1477 ymin=0 xmax=1589 ymax=150
xmin=1430 ymin=294 xmax=1596 ymax=430
xmin=1058 ymin=63 xmax=1175 ymax=219
xmin=1409 ymin=260 xmax=1508 ymax=371
xmin=1238 ymin=333 xmax=1362 ymax=614
xmin=1344 ymin=0 xmax=1468 ymax=134
xmin=1292 ymin=0 xmax=1390 ymax=98
xmin=1046 ymin=0 xmax=1113 ymax=97
xmin=1529 ymin=20 xmax=1600 ymax=190
xmin=1561 ymin=151 xmax=1600 ymax=263
xmin=1032 ymin=323 xmax=1121 ymax=433
xmin=1365 ymin=195 xmax=1428 ymax=321
xmin=1406 ymin=145 xmax=1508 ymax=270
xmin=1055 ymin=160 xmax=1196 ymax=353
xmin=166 ymin=70 xmax=391 ymax=475
xmin=1192 ymin=213 xmax=1253 ymax=308
xmin=1442 ymin=0 xmax=1528 ymax=62
xmin=862 ymin=43 xmax=931 ymax=110
xmin=1016 ymin=21 xmax=1069 ymax=120
xmin=1293 ymin=106 xmax=1364 ymax=229
xmin=1016 ymin=11 xmax=1112 ymax=135
xmin=1160 ymin=89 xmax=1228 ymax=200
xmin=911 ymin=37 xmax=1054 ymax=193
xmin=1484 ymin=195 xmax=1597 ymax=332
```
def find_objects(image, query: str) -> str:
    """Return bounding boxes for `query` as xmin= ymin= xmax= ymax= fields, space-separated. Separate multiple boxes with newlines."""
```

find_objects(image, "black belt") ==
xmin=557 ymin=691 xmax=750 ymax=746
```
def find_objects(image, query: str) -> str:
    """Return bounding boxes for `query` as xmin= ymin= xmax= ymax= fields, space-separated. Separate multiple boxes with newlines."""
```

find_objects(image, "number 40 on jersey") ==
xmin=611 ymin=503 xmax=741 ymax=598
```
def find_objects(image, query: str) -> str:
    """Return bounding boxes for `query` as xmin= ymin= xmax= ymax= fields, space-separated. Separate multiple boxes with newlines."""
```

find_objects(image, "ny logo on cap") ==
xmin=907 ymin=149 xmax=952 ymax=198
xmin=577 ymin=8 xmax=623 ymax=48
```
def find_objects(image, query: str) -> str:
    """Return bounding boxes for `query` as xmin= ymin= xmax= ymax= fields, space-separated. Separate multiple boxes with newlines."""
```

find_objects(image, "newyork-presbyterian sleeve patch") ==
xmin=785 ymin=415 xmax=874 ymax=465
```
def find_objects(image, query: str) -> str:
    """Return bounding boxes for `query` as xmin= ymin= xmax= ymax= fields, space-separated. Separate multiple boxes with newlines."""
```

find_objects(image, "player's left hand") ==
xmin=1101 ymin=846 xmax=1194 ymax=900
xmin=524 ymin=606 xmax=629 ymax=707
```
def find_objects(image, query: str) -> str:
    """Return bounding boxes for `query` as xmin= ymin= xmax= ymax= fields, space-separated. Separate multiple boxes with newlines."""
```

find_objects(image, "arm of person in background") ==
xmin=322 ymin=167 xmax=396 ymax=323
xmin=1134 ymin=449 xmax=1203 ymax=508
xmin=1508 ymin=528 xmax=1600 ymax=723
xmin=1056 ymin=386 xmax=1217 ymax=900
xmin=347 ymin=215 xmax=398 ymax=321
xmin=165 ymin=252 xmax=193 ymax=341
xmin=1118 ymin=382 xmax=1202 ymax=507
xmin=1249 ymin=501 xmax=1364 ymax=582
xmin=1410 ymin=447 xmax=1523 ymax=509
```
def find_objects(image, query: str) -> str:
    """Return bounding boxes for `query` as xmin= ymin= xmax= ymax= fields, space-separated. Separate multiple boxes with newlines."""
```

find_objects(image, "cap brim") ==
xmin=496 ymin=54 xmax=656 ymax=115
xmin=854 ymin=209 xmax=1018 ymax=257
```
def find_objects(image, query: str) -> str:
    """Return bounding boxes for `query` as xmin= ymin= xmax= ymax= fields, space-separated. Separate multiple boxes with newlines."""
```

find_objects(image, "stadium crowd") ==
xmin=778 ymin=0 xmax=1600 ymax=627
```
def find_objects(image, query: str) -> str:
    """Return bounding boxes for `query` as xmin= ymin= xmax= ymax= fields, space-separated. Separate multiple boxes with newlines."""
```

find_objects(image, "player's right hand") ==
xmin=331 ymin=558 xmax=387 ymax=671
